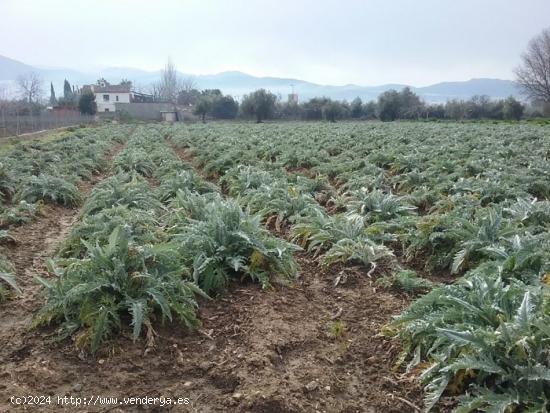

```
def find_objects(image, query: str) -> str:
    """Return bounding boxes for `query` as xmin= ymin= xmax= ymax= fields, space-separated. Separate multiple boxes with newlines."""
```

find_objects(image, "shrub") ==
xmin=168 ymin=189 xmax=223 ymax=223
xmin=375 ymin=270 xmax=433 ymax=294
xmin=292 ymin=210 xmax=395 ymax=271
xmin=157 ymin=170 xmax=217 ymax=202
xmin=0 ymin=162 xmax=15 ymax=202
xmin=222 ymin=166 xmax=321 ymax=229
xmin=321 ymin=237 xmax=394 ymax=271
xmin=221 ymin=165 xmax=277 ymax=197
xmin=59 ymin=205 xmax=162 ymax=258
xmin=113 ymin=149 xmax=155 ymax=177
xmin=0 ymin=201 xmax=40 ymax=227
xmin=84 ymin=174 xmax=160 ymax=215
xmin=36 ymin=227 xmax=205 ymax=354
xmin=347 ymin=189 xmax=416 ymax=222
xmin=171 ymin=196 xmax=298 ymax=295
xmin=19 ymin=174 xmax=82 ymax=207
xmin=387 ymin=274 xmax=550 ymax=412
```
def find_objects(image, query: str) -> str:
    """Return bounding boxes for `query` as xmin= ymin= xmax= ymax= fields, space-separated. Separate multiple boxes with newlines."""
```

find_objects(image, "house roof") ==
xmin=132 ymin=91 xmax=154 ymax=98
xmin=92 ymin=84 xmax=131 ymax=93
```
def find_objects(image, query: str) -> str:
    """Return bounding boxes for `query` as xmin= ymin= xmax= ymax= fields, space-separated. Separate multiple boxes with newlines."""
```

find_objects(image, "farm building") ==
xmin=82 ymin=80 xmax=186 ymax=120
xmin=81 ymin=79 xmax=151 ymax=113
xmin=114 ymin=102 xmax=185 ymax=121
xmin=160 ymin=110 xmax=178 ymax=122
xmin=86 ymin=80 xmax=131 ymax=113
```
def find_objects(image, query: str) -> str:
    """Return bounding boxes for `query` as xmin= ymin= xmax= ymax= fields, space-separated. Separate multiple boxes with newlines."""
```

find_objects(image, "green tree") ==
xmin=280 ymin=101 xmax=302 ymax=120
xmin=364 ymin=101 xmax=378 ymax=119
xmin=240 ymin=89 xmax=277 ymax=122
xmin=502 ymin=96 xmax=525 ymax=120
xmin=445 ymin=99 xmax=467 ymax=120
xmin=49 ymin=82 xmax=57 ymax=106
xmin=425 ymin=103 xmax=445 ymax=119
xmin=350 ymin=97 xmax=363 ymax=118
xmin=302 ymin=97 xmax=329 ymax=120
xmin=322 ymin=100 xmax=342 ymax=122
xmin=399 ymin=87 xmax=423 ymax=119
xmin=193 ymin=90 xmax=223 ymax=122
xmin=211 ymin=95 xmax=239 ymax=119
xmin=193 ymin=95 xmax=212 ymax=123
xmin=377 ymin=89 xmax=401 ymax=121
xmin=466 ymin=95 xmax=492 ymax=119
xmin=78 ymin=90 xmax=97 ymax=115
xmin=178 ymin=88 xmax=201 ymax=106
xmin=63 ymin=79 xmax=73 ymax=100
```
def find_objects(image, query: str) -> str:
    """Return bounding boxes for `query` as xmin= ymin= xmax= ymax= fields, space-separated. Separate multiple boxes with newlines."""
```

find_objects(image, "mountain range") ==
xmin=0 ymin=54 xmax=520 ymax=103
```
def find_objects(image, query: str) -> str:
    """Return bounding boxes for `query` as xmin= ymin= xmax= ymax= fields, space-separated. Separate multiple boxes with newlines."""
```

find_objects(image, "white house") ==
xmin=86 ymin=80 xmax=132 ymax=113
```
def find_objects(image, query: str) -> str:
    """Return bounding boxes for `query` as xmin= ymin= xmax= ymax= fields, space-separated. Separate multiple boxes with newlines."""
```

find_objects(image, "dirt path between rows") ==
xmin=0 ymin=203 xmax=79 ymax=355
xmin=0 ymin=144 xmax=125 ymax=412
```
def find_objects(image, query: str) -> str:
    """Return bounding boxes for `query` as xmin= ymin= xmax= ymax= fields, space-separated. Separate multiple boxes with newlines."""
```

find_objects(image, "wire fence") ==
xmin=0 ymin=112 xmax=96 ymax=138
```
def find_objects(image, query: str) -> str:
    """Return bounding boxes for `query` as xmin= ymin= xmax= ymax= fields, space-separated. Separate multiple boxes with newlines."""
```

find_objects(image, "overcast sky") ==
xmin=1 ymin=0 xmax=549 ymax=86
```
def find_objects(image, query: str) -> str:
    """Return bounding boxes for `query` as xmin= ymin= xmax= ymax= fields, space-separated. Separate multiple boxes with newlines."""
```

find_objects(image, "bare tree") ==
xmin=155 ymin=59 xmax=181 ymax=103
xmin=151 ymin=59 xmax=197 ymax=104
xmin=177 ymin=76 xmax=200 ymax=105
xmin=147 ymin=82 xmax=163 ymax=102
xmin=16 ymin=72 xmax=44 ymax=103
xmin=180 ymin=76 xmax=196 ymax=93
xmin=515 ymin=28 xmax=550 ymax=102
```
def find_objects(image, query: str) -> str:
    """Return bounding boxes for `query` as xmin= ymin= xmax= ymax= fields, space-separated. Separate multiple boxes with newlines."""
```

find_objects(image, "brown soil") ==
xmin=0 ymin=202 xmax=91 ymax=412
xmin=0 ymin=253 xmax=423 ymax=413
xmin=0 ymin=142 xmax=425 ymax=413
xmin=285 ymin=167 xmax=317 ymax=179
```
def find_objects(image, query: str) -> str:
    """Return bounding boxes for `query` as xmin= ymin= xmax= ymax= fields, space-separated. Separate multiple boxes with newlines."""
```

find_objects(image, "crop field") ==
xmin=1 ymin=121 xmax=549 ymax=412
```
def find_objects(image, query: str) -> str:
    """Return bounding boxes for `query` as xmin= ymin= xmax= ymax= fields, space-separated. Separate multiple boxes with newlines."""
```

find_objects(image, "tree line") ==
xmin=187 ymin=87 xmax=531 ymax=123
xmin=1 ymin=76 xmax=538 ymax=122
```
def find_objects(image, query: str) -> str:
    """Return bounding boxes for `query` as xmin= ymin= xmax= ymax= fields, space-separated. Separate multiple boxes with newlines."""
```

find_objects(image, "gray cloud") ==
xmin=1 ymin=0 xmax=548 ymax=85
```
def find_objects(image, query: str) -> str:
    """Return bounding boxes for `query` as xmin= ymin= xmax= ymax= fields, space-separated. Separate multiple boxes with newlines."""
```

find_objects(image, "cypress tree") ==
xmin=49 ymin=82 xmax=57 ymax=106
xmin=63 ymin=79 xmax=73 ymax=100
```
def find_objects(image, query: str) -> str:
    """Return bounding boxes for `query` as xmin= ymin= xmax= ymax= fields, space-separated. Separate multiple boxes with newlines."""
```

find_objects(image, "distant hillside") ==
xmin=0 ymin=55 xmax=36 ymax=80
xmin=0 ymin=54 xmax=520 ymax=103
xmin=189 ymin=73 xmax=520 ymax=102
xmin=417 ymin=78 xmax=520 ymax=102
